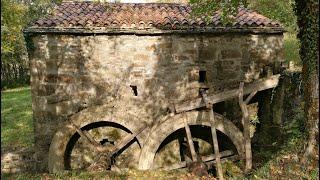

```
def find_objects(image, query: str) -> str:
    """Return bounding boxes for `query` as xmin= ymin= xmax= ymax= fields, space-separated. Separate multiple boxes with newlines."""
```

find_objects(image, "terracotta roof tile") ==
xmin=30 ymin=1 xmax=283 ymax=31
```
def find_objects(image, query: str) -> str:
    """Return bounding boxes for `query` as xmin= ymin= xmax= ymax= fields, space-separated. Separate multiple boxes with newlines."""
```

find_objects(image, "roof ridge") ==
xmin=61 ymin=1 xmax=185 ymax=5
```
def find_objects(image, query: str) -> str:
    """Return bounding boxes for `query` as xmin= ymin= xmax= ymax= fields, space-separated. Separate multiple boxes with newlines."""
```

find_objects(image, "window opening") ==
xmin=199 ymin=71 xmax=207 ymax=83
xmin=130 ymin=85 xmax=138 ymax=96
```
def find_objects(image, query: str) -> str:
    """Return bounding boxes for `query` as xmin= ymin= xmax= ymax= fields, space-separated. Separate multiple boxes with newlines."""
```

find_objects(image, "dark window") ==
xmin=130 ymin=85 xmax=138 ymax=96
xmin=199 ymin=71 xmax=207 ymax=83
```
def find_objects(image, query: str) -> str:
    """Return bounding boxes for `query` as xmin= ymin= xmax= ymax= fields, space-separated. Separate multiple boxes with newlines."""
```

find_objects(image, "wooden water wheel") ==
xmin=138 ymin=110 xmax=245 ymax=177
xmin=48 ymin=108 xmax=146 ymax=173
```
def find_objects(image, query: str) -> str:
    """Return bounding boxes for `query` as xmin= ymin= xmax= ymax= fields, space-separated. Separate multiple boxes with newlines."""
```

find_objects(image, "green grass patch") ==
xmin=1 ymin=86 xmax=33 ymax=150
xmin=284 ymin=33 xmax=301 ymax=66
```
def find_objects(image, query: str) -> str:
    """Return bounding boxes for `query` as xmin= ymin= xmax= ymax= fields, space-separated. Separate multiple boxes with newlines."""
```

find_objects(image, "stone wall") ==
xmin=28 ymin=33 xmax=284 ymax=171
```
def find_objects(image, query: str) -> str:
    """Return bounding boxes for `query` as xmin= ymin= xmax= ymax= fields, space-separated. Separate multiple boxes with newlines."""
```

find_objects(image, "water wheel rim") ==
xmin=138 ymin=110 xmax=245 ymax=170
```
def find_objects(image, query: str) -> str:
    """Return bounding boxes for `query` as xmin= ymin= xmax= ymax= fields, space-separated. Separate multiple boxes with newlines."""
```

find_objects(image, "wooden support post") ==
xmin=209 ymin=109 xmax=224 ymax=180
xmin=245 ymin=91 xmax=257 ymax=105
xmin=239 ymin=82 xmax=252 ymax=172
xmin=183 ymin=114 xmax=197 ymax=162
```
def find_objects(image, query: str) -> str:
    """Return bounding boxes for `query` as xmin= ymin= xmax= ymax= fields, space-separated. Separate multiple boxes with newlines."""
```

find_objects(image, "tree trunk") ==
xmin=302 ymin=70 xmax=319 ymax=159
xmin=294 ymin=0 xmax=319 ymax=159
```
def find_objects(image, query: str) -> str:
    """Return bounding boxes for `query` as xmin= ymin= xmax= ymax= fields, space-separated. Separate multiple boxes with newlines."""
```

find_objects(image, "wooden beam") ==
xmin=71 ymin=122 xmax=102 ymax=149
xmin=110 ymin=124 xmax=147 ymax=154
xmin=245 ymin=90 xmax=258 ymax=104
xmin=239 ymin=82 xmax=252 ymax=172
xmin=201 ymin=150 xmax=233 ymax=162
xmin=183 ymin=114 xmax=197 ymax=162
xmin=205 ymin=155 xmax=239 ymax=170
xmin=209 ymin=109 xmax=224 ymax=180
xmin=98 ymin=124 xmax=148 ymax=154
xmin=161 ymin=150 xmax=236 ymax=171
xmin=175 ymin=74 xmax=280 ymax=113
xmin=71 ymin=122 xmax=147 ymax=155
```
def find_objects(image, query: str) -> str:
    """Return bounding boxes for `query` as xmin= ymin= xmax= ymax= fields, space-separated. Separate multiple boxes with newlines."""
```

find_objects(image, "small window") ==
xmin=130 ymin=85 xmax=138 ymax=96
xmin=199 ymin=71 xmax=207 ymax=83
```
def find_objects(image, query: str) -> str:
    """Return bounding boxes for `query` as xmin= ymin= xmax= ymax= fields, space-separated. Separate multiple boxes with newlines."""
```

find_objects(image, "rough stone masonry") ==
xmin=24 ymin=2 xmax=285 ymax=172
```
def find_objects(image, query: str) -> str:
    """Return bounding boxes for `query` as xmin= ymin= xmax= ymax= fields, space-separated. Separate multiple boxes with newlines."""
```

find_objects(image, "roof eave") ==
xmin=23 ymin=26 xmax=285 ymax=35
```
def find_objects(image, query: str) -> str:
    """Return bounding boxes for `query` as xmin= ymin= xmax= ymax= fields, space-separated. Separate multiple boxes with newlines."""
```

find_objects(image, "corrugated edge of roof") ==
xmin=23 ymin=26 xmax=285 ymax=35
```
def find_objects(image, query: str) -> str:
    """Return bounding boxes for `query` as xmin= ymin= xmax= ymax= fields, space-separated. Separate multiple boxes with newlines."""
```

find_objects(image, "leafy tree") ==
xmin=189 ymin=0 xmax=248 ymax=24
xmin=247 ymin=0 xmax=298 ymax=32
xmin=1 ymin=0 xmax=29 ymax=88
xmin=1 ymin=0 xmax=60 ymax=89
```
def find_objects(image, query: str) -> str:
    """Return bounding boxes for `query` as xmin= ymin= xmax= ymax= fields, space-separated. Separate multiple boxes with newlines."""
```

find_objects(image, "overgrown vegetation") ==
xmin=249 ymin=98 xmax=317 ymax=179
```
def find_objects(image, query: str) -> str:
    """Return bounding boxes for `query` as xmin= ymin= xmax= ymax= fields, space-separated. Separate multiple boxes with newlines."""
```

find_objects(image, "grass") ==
xmin=1 ymin=86 xmax=33 ymax=150
xmin=284 ymin=33 xmax=301 ymax=66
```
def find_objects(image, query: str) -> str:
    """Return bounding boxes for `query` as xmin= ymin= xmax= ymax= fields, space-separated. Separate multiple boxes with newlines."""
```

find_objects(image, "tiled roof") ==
xmin=29 ymin=1 xmax=283 ymax=33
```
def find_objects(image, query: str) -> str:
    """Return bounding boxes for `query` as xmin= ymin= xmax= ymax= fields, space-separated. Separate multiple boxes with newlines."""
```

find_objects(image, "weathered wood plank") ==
xmin=183 ymin=114 xmax=197 ymax=162
xmin=161 ymin=150 xmax=236 ymax=170
xmin=245 ymin=90 xmax=257 ymax=104
xmin=239 ymin=82 xmax=252 ymax=172
xmin=210 ymin=110 xmax=224 ymax=180
xmin=108 ymin=123 xmax=148 ymax=154
xmin=175 ymin=74 xmax=280 ymax=113
xmin=71 ymin=122 xmax=102 ymax=149
xmin=205 ymin=155 xmax=239 ymax=169
xmin=201 ymin=150 xmax=233 ymax=162
xmin=72 ymin=122 xmax=147 ymax=154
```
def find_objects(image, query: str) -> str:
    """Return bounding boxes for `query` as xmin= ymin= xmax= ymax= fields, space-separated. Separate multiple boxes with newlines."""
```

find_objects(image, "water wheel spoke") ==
xmin=98 ymin=123 xmax=147 ymax=155
xmin=183 ymin=114 xmax=197 ymax=162
xmin=83 ymin=124 xmax=147 ymax=171
xmin=205 ymin=154 xmax=239 ymax=169
xmin=160 ymin=150 xmax=236 ymax=171
xmin=209 ymin=109 xmax=224 ymax=179
xmin=201 ymin=150 xmax=234 ymax=162
xmin=70 ymin=122 xmax=103 ymax=151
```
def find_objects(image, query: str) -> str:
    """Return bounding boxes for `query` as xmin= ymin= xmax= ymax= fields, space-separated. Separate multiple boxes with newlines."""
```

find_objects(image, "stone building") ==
xmin=24 ymin=1 xmax=285 ymax=172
